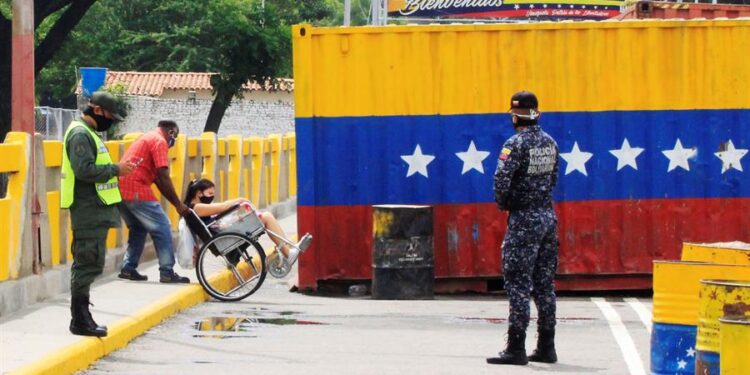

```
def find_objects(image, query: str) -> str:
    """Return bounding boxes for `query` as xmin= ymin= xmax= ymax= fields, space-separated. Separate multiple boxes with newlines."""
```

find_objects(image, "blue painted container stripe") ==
xmin=296 ymin=109 xmax=750 ymax=206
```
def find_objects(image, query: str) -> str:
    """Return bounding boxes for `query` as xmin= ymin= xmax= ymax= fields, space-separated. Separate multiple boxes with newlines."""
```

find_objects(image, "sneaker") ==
xmin=160 ymin=272 xmax=190 ymax=283
xmin=118 ymin=269 xmax=148 ymax=281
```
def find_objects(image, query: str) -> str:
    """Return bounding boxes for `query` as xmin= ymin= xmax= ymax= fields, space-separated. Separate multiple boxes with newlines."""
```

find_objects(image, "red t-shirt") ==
xmin=119 ymin=130 xmax=169 ymax=201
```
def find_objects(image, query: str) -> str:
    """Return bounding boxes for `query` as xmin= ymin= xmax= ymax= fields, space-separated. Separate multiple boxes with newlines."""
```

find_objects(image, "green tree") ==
xmin=35 ymin=0 xmax=337 ymax=134
xmin=1 ymin=0 xmax=99 ymax=141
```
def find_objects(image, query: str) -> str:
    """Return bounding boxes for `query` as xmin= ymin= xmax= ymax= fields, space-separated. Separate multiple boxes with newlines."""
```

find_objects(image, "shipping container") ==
xmin=292 ymin=21 xmax=750 ymax=291
xmin=615 ymin=1 xmax=750 ymax=20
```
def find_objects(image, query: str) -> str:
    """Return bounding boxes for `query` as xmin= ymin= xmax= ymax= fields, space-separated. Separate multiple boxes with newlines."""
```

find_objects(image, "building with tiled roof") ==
xmin=76 ymin=71 xmax=295 ymax=138
xmin=78 ymin=71 xmax=293 ymax=100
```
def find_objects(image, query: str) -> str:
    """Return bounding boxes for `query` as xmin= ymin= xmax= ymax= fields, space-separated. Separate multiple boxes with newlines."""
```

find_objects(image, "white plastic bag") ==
xmin=176 ymin=218 xmax=197 ymax=269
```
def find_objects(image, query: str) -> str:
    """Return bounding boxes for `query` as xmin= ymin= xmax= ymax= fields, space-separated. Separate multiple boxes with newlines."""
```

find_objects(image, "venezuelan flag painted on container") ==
xmin=292 ymin=21 xmax=750 ymax=291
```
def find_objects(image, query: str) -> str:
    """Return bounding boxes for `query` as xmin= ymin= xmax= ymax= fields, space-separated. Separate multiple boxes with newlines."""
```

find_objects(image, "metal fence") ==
xmin=35 ymin=107 xmax=79 ymax=141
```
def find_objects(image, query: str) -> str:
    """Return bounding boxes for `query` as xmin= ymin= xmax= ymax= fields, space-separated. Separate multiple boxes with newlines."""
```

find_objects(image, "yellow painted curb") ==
xmin=8 ymin=284 xmax=208 ymax=375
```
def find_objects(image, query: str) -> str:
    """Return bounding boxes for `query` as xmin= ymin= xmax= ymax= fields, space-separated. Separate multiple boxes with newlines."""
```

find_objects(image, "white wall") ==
xmin=116 ymin=94 xmax=295 ymax=138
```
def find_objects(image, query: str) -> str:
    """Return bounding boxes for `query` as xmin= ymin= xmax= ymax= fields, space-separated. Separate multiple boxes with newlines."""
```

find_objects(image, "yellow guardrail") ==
xmin=0 ymin=131 xmax=296 ymax=281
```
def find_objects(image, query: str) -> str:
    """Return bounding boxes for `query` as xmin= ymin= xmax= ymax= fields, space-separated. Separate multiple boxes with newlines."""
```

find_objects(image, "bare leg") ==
xmin=259 ymin=212 xmax=291 ymax=257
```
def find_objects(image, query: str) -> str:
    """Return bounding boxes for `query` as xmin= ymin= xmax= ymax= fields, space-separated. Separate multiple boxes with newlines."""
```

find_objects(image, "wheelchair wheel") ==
xmin=196 ymin=233 xmax=267 ymax=302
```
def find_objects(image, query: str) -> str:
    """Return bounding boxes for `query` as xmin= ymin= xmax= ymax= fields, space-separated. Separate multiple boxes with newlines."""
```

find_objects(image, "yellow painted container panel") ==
xmin=293 ymin=21 xmax=750 ymax=118
xmin=652 ymin=261 xmax=750 ymax=326
xmin=697 ymin=280 xmax=750 ymax=353
xmin=720 ymin=317 xmax=750 ymax=375
xmin=682 ymin=242 xmax=750 ymax=266
xmin=43 ymin=141 xmax=63 ymax=167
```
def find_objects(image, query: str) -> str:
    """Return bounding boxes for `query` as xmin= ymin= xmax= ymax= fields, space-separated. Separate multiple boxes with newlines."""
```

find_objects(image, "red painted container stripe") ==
xmin=298 ymin=198 xmax=750 ymax=290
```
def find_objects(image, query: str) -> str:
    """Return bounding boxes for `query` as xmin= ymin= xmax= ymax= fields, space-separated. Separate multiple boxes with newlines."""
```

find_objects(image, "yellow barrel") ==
xmin=720 ymin=316 xmax=750 ymax=375
xmin=696 ymin=280 xmax=750 ymax=375
xmin=650 ymin=262 xmax=750 ymax=375
xmin=653 ymin=262 xmax=750 ymax=326
xmin=682 ymin=242 xmax=750 ymax=266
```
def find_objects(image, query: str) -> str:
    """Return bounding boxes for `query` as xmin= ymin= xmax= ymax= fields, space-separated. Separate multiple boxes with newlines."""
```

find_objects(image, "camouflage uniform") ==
xmin=494 ymin=125 xmax=559 ymax=332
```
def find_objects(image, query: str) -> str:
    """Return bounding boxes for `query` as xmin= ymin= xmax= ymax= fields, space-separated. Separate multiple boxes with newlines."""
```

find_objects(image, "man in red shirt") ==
xmin=117 ymin=120 xmax=191 ymax=283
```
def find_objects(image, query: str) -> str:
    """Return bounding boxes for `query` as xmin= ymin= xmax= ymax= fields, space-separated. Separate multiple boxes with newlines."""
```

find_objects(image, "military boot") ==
xmin=69 ymin=296 xmax=107 ymax=337
xmin=82 ymin=296 xmax=108 ymax=335
xmin=486 ymin=327 xmax=528 ymax=365
xmin=528 ymin=328 xmax=557 ymax=363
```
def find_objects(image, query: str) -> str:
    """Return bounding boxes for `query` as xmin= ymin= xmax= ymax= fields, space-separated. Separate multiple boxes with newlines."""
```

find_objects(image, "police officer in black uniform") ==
xmin=487 ymin=91 xmax=560 ymax=365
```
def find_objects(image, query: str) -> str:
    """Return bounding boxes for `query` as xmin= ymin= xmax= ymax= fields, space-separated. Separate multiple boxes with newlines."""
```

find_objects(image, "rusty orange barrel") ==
xmin=695 ymin=280 xmax=750 ymax=375
xmin=719 ymin=316 xmax=750 ymax=375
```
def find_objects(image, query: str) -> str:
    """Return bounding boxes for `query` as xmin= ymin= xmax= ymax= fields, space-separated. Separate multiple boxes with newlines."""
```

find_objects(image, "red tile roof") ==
xmin=78 ymin=71 xmax=293 ymax=96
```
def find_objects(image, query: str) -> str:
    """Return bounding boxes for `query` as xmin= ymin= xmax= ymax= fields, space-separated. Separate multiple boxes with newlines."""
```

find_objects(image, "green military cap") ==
xmin=90 ymin=91 xmax=126 ymax=121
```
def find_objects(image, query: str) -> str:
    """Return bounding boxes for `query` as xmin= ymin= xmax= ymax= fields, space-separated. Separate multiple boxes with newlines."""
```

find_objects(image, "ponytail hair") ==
xmin=183 ymin=178 xmax=215 ymax=206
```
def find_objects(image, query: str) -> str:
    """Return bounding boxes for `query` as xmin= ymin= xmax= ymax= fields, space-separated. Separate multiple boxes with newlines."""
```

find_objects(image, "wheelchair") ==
xmin=184 ymin=202 xmax=312 ymax=302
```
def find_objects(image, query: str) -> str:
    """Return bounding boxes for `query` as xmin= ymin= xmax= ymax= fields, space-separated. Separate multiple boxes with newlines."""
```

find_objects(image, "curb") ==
xmin=7 ymin=283 xmax=208 ymax=375
xmin=5 ymin=198 xmax=297 ymax=375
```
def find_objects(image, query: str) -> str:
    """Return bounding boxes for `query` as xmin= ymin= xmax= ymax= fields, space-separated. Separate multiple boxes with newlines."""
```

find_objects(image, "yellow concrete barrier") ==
xmin=1 ymin=130 xmax=296 ymax=285
xmin=0 ymin=132 xmax=31 ymax=280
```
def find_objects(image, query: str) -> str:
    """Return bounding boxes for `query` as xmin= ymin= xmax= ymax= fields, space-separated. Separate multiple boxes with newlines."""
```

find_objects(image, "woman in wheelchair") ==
xmin=183 ymin=178 xmax=300 ymax=268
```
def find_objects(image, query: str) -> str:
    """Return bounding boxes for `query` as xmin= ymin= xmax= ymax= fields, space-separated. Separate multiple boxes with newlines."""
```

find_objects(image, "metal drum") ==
xmin=371 ymin=205 xmax=434 ymax=300
xmin=681 ymin=242 xmax=750 ymax=266
xmin=696 ymin=280 xmax=750 ymax=375
xmin=650 ymin=261 xmax=750 ymax=375
xmin=719 ymin=316 xmax=750 ymax=375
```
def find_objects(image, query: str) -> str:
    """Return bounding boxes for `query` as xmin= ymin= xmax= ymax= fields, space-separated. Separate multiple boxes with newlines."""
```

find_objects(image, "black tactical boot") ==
xmin=528 ymin=328 xmax=557 ymax=363
xmin=69 ymin=296 xmax=107 ymax=337
xmin=486 ymin=327 xmax=528 ymax=365
xmin=82 ymin=296 xmax=108 ymax=335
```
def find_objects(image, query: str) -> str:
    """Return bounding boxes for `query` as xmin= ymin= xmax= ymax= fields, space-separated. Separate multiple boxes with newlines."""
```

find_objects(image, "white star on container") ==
xmin=714 ymin=139 xmax=748 ymax=173
xmin=557 ymin=4 xmax=562 ymax=8
xmin=530 ymin=4 xmax=535 ymax=8
xmin=609 ymin=138 xmax=645 ymax=171
xmin=582 ymin=5 xmax=586 ymax=8
xmin=662 ymin=139 xmax=697 ymax=172
xmin=570 ymin=4 xmax=574 ymax=8
xmin=401 ymin=145 xmax=435 ymax=178
xmin=560 ymin=142 xmax=594 ymax=176
xmin=594 ymin=5 xmax=599 ymax=9
xmin=543 ymin=4 xmax=548 ymax=8
xmin=514 ymin=4 xmax=520 ymax=9
xmin=686 ymin=347 xmax=695 ymax=357
xmin=455 ymin=141 xmax=490 ymax=175
xmin=677 ymin=360 xmax=687 ymax=370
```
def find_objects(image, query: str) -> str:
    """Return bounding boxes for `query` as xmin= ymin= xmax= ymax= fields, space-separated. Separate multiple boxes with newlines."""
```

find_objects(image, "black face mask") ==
xmin=84 ymin=107 xmax=115 ymax=132
xmin=199 ymin=195 xmax=214 ymax=204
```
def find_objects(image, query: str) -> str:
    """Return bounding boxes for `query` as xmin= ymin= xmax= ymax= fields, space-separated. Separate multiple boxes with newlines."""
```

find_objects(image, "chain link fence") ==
xmin=35 ymin=107 xmax=79 ymax=141
xmin=0 ymin=107 xmax=79 ymax=197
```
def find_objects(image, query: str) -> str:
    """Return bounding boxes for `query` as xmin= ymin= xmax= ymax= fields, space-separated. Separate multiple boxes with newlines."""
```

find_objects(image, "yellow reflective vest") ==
xmin=61 ymin=120 xmax=122 ymax=208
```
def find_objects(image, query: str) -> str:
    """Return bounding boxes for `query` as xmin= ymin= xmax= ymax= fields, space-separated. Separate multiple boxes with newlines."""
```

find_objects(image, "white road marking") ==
xmin=625 ymin=298 xmax=652 ymax=334
xmin=592 ymin=297 xmax=647 ymax=375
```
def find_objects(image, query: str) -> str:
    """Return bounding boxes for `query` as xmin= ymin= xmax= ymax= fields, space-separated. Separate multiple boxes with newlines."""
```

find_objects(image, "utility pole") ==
xmin=11 ymin=0 xmax=34 ymax=135
xmin=12 ymin=0 xmax=41 ymax=273
xmin=344 ymin=0 xmax=351 ymax=26
xmin=370 ymin=0 xmax=388 ymax=25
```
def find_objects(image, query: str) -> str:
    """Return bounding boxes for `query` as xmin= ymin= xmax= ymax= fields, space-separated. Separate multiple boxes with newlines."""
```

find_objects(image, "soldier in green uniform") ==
xmin=61 ymin=91 xmax=136 ymax=337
